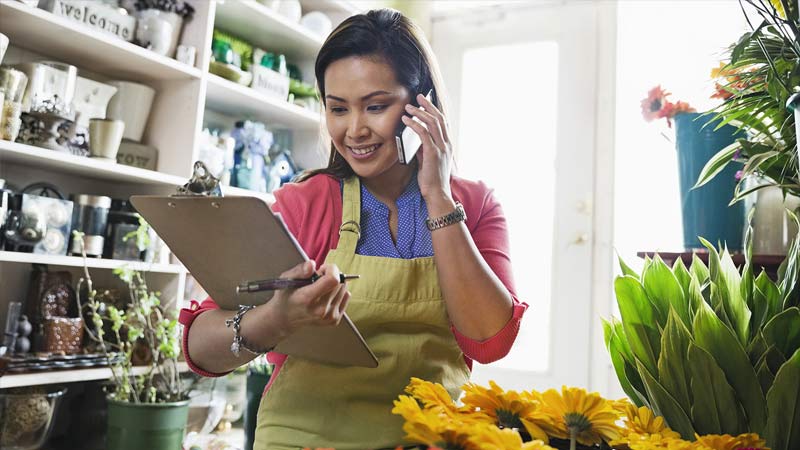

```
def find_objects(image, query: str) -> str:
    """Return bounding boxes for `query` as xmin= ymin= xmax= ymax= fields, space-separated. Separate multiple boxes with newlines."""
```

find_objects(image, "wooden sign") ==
xmin=43 ymin=0 xmax=136 ymax=42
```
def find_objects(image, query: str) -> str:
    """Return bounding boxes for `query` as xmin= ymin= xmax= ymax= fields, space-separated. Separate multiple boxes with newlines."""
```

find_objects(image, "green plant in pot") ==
xmin=604 ymin=216 xmax=800 ymax=450
xmin=697 ymin=0 xmax=800 ymax=200
xmin=73 ymin=230 xmax=189 ymax=450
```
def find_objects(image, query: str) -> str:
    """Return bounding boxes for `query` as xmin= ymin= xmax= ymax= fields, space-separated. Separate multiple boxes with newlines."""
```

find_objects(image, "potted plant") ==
xmin=641 ymin=86 xmax=746 ymax=250
xmin=696 ymin=0 xmax=799 ymax=202
xmin=73 ymin=229 xmax=189 ymax=450
xmin=605 ymin=219 xmax=800 ymax=450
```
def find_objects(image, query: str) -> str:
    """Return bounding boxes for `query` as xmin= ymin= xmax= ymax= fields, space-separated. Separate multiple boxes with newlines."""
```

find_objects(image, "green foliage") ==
xmin=606 ymin=225 xmax=800 ymax=450
xmin=73 ymin=230 xmax=185 ymax=404
xmin=696 ymin=0 xmax=800 ymax=202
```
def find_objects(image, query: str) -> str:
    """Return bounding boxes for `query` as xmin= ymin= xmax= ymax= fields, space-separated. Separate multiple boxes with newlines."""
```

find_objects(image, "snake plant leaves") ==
xmin=618 ymin=253 xmax=639 ymax=280
xmin=658 ymin=310 xmax=693 ymax=413
xmin=636 ymin=358 xmax=696 ymax=440
xmin=760 ymin=271 xmax=783 ymax=316
xmin=687 ymin=343 xmax=749 ymax=435
xmin=672 ymin=258 xmax=692 ymax=304
xmin=748 ymin=332 xmax=769 ymax=366
xmin=615 ymin=276 xmax=661 ymax=376
xmin=762 ymin=307 xmax=800 ymax=361
xmin=693 ymin=300 xmax=767 ymax=432
xmin=700 ymin=237 xmax=751 ymax=345
xmin=604 ymin=319 xmax=647 ymax=408
xmin=643 ymin=255 xmax=686 ymax=328
xmin=765 ymin=348 xmax=800 ymax=450
xmin=755 ymin=357 xmax=776 ymax=401
xmin=688 ymin=277 xmax=705 ymax=323
xmin=691 ymin=254 xmax=710 ymax=287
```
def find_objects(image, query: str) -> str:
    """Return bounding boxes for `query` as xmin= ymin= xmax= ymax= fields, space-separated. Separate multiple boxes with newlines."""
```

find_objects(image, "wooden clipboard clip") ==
xmin=174 ymin=161 xmax=224 ymax=197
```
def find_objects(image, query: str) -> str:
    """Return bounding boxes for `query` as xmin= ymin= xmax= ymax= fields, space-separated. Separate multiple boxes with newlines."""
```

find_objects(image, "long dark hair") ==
xmin=296 ymin=8 xmax=448 ymax=182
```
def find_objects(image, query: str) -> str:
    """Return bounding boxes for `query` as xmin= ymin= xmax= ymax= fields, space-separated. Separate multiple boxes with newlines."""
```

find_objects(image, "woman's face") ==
xmin=323 ymin=56 xmax=412 ymax=181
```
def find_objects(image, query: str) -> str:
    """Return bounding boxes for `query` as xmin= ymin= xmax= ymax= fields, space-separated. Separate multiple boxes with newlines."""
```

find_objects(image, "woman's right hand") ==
xmin=268 ymin=260 xmax=351 ymax=337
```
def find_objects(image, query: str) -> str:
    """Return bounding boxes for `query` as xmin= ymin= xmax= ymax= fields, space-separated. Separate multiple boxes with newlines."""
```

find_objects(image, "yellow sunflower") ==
xmin=461 ymin=381 xmax=552 ymax=442
xmin=536 ymin=386 xmax=622 ymax=447
xmin=691 ymin=433 xmax=769 ymax=450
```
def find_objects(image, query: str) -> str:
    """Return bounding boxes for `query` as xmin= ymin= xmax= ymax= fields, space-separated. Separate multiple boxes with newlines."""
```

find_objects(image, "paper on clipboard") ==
xmin=129 ymin=195 xmax=378 ymax=368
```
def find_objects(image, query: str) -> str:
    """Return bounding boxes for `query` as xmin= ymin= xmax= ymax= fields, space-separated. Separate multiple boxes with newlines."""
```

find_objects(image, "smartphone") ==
xmin=396 ymin=89 xmax=434 ymax=165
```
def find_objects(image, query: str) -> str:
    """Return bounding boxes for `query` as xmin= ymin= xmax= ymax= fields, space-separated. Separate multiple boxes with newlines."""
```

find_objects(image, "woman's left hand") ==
xmin=402 ymin=93 xmax=454 ymax=202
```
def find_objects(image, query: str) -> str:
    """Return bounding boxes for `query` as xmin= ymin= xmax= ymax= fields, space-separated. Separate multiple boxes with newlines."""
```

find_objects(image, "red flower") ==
xmin=641 ymin=86 xmax=694 ymax=128
xmin=641 ymin=85 xmax=670 ymax=122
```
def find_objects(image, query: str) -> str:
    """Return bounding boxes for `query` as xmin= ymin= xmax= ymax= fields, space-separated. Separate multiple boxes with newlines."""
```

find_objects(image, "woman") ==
xmin=179 ymin=8 xmax=527 ymax=449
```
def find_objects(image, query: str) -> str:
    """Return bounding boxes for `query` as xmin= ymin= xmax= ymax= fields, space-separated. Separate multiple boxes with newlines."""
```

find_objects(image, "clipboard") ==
xmin=129 ymin=195 xmax=378 ymax=368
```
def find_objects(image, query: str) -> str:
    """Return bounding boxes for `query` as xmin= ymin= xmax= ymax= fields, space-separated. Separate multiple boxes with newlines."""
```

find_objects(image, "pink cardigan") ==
xmin=179 ymin=174 xmax=528 ymax=380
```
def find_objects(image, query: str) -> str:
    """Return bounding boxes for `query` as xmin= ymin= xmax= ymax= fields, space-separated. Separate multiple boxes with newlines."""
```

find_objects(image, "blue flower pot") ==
xmin=674 ymin=112 xmax=745 ymax=251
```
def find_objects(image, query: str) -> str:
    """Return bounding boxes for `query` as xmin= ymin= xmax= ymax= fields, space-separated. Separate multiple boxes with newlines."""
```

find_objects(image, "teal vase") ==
xmin=674 ymin=112 xmax=745 ymax=251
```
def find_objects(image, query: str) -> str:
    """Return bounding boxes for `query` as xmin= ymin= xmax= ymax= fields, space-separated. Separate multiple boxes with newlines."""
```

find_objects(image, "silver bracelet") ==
xmin=425 ymin=202 xmax=466 ymax=231
xmin=225 ymin=305 xmax=273 ymax=356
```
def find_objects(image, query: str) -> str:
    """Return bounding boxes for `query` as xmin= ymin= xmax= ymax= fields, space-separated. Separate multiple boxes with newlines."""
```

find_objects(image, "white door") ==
xmin=431 ymin=1 xmax=603 ymax=392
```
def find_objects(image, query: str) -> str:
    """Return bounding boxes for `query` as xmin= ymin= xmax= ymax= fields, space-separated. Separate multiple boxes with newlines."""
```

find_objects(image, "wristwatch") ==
xmin=426 ymin=202 xmax=466 ymax=231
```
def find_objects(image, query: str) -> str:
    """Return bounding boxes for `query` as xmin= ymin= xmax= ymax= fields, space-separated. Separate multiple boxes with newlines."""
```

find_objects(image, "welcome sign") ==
xmin=43 ymin=0 xmax=136 ymax=42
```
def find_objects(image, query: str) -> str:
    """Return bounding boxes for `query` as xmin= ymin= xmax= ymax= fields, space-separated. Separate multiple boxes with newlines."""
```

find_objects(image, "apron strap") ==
xmin=337 ymin=176 xmax=361 ymax=254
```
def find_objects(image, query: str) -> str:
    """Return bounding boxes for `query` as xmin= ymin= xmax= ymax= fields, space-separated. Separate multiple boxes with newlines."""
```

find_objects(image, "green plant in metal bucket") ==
xmin=604 ymin=217 xmax=800 ymax=450
xmin=73 ymin=229 xmax=186 ymax=403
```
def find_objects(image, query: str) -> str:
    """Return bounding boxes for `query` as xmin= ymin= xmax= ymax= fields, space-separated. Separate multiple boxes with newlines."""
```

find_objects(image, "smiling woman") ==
xmin=179 ymin=8 xmax=528 ymax=450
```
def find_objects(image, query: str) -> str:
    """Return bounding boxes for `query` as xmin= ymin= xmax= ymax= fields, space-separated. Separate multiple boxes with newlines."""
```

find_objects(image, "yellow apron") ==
xmin=255 ymin=176 xmax=471 ymax=450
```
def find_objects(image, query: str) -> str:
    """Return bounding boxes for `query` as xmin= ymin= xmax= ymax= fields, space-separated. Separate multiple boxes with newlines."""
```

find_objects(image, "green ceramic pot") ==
xmin=106 ymin=398 xmax=189 ymax=450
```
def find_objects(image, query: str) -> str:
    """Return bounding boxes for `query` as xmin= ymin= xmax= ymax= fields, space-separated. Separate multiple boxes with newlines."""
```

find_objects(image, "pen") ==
xmin=236 ymin=273 xmax=360 ymax=294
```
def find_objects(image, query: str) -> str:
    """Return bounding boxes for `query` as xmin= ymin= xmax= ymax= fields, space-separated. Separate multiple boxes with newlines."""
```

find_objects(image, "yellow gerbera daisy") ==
xmin=610 ymin=403 xmax=681 ymax=445
xmin=536 ymin=386 xmax=622 ymax=447
xmin=522 ymin=440 xmax=558 ymax=450
xmin=392 ymin=395 xmax=493 ymax=450
xmin=617 ymin=431 xmax=691 ymax=450
xmin=692 ymin=433 xmax=769 ymax=450
xmin=461 ymin=381 xmax=552 ymax=442
xmin=406 ymin=377 xmax=457 ymax=410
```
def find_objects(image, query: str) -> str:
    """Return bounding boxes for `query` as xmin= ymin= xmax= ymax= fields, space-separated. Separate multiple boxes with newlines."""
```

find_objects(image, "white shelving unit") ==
xmin=0 ymin=0 xmax=358 ymax=387
xmin=205 ymin=74 xmax=321 ymax=130
xmin=0 ymin=251 xmax=185 ymax=274
xmin=0 ymin=362 xmax=190 ymax=389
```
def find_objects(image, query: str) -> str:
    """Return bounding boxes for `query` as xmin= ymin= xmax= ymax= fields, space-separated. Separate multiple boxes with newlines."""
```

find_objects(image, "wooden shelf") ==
xmin=0 ymin=140 xmax=188 ymax=187
xmin=205 ymin=74 xmax=321 ymax=130
xmin=0 ymin=251 xmax=185 ymax=274
xmin=0 ymin=1 xmax=202 ymax=82
xmin=0 ymin=362 xmax=190 ymax=389
xmin=214 ymin=0 xmax=324 ymax=62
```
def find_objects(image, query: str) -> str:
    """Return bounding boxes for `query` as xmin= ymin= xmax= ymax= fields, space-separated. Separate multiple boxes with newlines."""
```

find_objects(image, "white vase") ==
xmin=750 ymin=186 xmax=800 ymax=255
xmin=136 ymin=9 xmax=183 ymax=57
xmin=105 ymin=81 xmax=156 ymax=142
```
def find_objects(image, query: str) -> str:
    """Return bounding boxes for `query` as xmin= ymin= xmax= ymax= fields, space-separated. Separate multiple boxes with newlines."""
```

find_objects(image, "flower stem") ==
xmin=569 ymin=427 xmax=577 ymax=450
